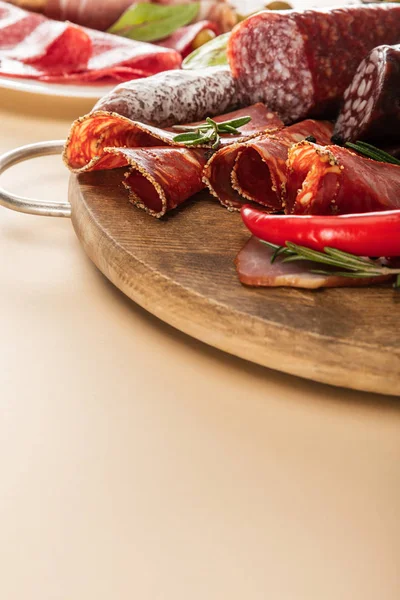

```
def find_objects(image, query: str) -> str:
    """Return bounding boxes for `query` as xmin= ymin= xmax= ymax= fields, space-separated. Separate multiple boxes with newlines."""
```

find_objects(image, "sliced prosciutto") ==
xmin=64 ymin=104 xmax=282 ymax=218
xmin=235 ymin=237 xmax=391 ymax=288
xmin=157 ymin=20 xmax=218 ymax=58
xmin=286 ymin=141 xmax=400 ymax=215
xmin=203 ymin=120 xmax=332 ymax=211
xmin=0 ymin=0 xmax=181 ymax=82
xmin=43 ymin=0 xmax=239 ymax=33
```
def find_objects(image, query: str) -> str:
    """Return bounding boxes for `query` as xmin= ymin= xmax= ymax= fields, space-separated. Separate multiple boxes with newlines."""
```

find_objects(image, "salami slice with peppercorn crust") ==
xmin=64 ymin=103 xmax=276 ymax=173
xmin=65 ymin=105 xmax=279 ymax=217
xmin=203 ymin=120 xmax=332 ymax=211
xmin=285 ymin=141 xmax=400 ymax=215
xmin=334 ymin=44 xmax=400 ymax=143
xmin=227 ymin=4 xmax=400 ymax=123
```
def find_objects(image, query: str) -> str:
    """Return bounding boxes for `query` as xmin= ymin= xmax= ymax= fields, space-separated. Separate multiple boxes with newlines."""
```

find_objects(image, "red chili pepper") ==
xmin=241 ymin=206 xmax=400 ymax=257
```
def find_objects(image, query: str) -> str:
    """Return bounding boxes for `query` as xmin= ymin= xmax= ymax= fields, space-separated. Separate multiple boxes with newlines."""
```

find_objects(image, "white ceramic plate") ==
xmin=0 ymin=75 xmax=115 ymax=99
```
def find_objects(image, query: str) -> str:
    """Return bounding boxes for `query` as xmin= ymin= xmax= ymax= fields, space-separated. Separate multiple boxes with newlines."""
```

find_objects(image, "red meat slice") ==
xmin=235 ymin=237 xmax=392 ymax=288
xmin=286 ymin=141 xmax=400 ymax=215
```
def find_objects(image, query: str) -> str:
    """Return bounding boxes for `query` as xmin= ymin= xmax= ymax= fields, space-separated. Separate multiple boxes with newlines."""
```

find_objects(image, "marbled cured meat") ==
xmin=285 ymin=141 xmax=400 ymax=215
xmin=235 ymin=237 xmax=391 ymax=288
xmin=0 ymin=0 xmax=181 ymax=81
xmin=64 ymin=104 xmax=280 ymax=217
xmin=0 ymin=2 xmax=45 ymax=48
xmin=156 ymin=20 xmax=218 ymax=58
xmin=64 ymin=102 xmax=276 ymax=173
xmin=203 ymin=120 xmax=332 ymax=210
xmin=11 ymin=0 xmax=238 ymax=33
xmin=92 ymin=66 xmax=239 ymax=127
xmin=334 ymin=44 xmax=400 ymax=143
xmin=227 ymin=4 xmax=400 ymax=123
xmin=45 ymin=0 xmax=134 ymax=31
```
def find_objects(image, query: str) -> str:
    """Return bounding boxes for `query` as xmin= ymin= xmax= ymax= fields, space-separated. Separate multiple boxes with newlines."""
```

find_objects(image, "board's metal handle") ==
xmin=0 ymin=140 xmax=71 ymax=218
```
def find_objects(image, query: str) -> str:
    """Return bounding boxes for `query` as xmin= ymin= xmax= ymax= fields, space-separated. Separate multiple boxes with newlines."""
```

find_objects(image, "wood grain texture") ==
xmin=69 ymin=169 xmax=400 ymax=396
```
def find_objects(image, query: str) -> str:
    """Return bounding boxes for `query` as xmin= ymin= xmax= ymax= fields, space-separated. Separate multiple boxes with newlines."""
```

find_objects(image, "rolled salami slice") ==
xmin=286 ymin=141 xmax=400 ymax=215
xmin=203 ymin=119 xmax=332 ymax=210
xmin=106 ymin=147 xmax=209 ymax=218
xmin=334 ymin=44 xmax=400 ymax=143
xmin=92 ymin=66 xmax=238 ymax=127
xmin=227 ymin=4 xmax=400 ymax=123
xmin=64 ymin=103 xmax=278 ymax=173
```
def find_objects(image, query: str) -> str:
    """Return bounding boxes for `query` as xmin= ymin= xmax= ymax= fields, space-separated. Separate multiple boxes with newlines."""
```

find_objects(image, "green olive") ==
xmin=265 ymin=1 xmax=292 ymax=10
xmin=192 ymin=29 xmax=217 ymax=51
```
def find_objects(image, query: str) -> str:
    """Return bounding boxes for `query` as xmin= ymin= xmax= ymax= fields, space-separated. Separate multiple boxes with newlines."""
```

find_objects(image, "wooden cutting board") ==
xmin=69 ymin=169 xmax=400 ymax=396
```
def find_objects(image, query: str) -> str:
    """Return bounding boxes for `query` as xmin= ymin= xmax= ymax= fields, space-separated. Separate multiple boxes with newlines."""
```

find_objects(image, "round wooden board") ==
xmin=69 ymin=170 xmax=400 ymax=396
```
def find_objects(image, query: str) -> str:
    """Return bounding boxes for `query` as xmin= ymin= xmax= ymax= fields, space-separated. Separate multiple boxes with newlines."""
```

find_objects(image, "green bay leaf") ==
xmin=108 ymin=2 xmax=200 ymax=43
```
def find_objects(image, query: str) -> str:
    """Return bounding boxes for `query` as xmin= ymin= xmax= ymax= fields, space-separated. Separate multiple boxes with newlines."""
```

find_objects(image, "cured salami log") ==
xmin=285 ymin=141 xmax=400 ymax=215
xmin=334 ymin=44 xmax=400 ymax=143
xmin=0 ymin=1 xmax=182 ymax=81
xmin=203 ymin=120 xmax=332 ymax=210
xmin=227 ymin=4 xmax=400 ymax=123
xmin=64 ymin=103 xmax=279 ymax=173
xmin=64 ymin=104 xmax=280 ymax=217
xmin=92 ymin=66 xmax=238 ymax=127
xmin=235 ymin=237 xmax=391 ymax=288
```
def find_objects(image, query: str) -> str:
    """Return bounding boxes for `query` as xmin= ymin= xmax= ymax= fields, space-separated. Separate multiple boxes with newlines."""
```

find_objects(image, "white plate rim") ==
xmin=0 ymin=75 xmax=115 ymax=100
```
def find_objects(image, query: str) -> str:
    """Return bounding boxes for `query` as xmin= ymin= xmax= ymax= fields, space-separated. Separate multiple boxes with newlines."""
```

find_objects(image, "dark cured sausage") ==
xmin=227 ymin=4 xmax=400 ymax=123
xmin=334 ymin=44 xmax=400 ymax=143
xmin=203 ymin=120 xmax=332 ymax=211
xmin=285 ymin=141 xmax=400 ymax=215
xmin=93 ymin=66 xmax=238 ymax=127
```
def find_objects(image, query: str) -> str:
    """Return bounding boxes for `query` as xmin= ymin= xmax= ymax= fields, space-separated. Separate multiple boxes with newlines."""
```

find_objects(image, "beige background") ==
xmin=0 ymin=87 xmax=399 ymax=600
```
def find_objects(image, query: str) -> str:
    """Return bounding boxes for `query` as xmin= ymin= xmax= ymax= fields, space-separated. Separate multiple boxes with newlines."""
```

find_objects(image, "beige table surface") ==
xmin=0 ymin=87 xmax=399 ymax=600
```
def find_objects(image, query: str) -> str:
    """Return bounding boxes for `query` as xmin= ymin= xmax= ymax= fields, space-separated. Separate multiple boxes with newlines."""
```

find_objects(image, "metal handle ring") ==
xmin=0 ymin=140 xmax=71 ymax=218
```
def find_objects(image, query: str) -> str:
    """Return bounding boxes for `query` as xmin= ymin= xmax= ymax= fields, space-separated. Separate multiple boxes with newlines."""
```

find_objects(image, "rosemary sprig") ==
xmin=172 ymin=115 xmax=251 ymax=149
xmin=261 ymin=240 xmax=400 ymax=288
xmin=344 ymin=140 xmax=400 ymax=166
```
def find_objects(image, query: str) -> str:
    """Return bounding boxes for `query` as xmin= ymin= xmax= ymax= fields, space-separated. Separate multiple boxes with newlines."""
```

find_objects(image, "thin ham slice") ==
xmin=235 ymin=237 xmax=392 ymax=288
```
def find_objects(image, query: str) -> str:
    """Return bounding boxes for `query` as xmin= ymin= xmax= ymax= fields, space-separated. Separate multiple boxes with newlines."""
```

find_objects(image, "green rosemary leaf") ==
xmin=345 ymin=141 xmax=400 ymax=165
xmin=218 ymin=124 xmax=241 ymax=135
xmin=171 ymin=131 xmax=203 ymax=143
xmin=310 ymin=270 xmax=383 ymax=278
xmin=211 ymin=134 xmax=221 ymax=150
xmin=222 ymin=116 xmax=251 ymax=129
xmin=394 ymin=274 xmax=400 ymax=289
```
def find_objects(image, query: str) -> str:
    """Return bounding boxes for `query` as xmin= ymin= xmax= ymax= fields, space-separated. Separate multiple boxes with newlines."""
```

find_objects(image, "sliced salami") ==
xmin=227 ymin=4 xmax=400 ymax=123
xmin=92 ymin=66 xmax=238 ymax=127
xmin=108 ymin=147 xmax=209 ymax=218
xmin=334 ymin=44 xmax=400 ymax=143
xmin=64 ymin=103 xmax=278 ymax=172
xmin=286 ymin=141 xmax=400 ymax=215
xmin=0 ymin=0 xmax=182 ymax=82
xmin=203 ymin=120 xmax=332 ymax=211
